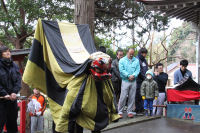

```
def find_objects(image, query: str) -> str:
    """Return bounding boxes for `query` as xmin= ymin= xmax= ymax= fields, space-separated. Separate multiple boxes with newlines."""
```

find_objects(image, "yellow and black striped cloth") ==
xmin=23 ymin=19 xmax=120 ymax=132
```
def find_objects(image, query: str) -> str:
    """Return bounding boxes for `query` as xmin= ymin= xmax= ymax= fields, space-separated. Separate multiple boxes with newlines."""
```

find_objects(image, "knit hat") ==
xmin=146 ymin=70 xmax=153 ymax=77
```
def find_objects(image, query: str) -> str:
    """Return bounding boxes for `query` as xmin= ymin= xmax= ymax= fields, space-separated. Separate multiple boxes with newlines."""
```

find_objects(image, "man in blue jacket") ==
xmin=174 ymin=59 xmax=192 ymax=85
xmin=0 ymin=46 xmax=21 ymax=133
xmin=118 ymin=48 xmax=140 ymax=118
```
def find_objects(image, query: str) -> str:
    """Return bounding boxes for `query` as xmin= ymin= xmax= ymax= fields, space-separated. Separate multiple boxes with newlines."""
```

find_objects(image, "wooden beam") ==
xmin=186 ymin=17 xmax=198 ymax=23
xmin=172 ymin=5 xmax=199 ymax=18
xmin=167 ymin=7 xmax=189 ymax=17
xmin=177 ymin=11 xmax=196 ymax=20
xmin=139 ymin=0 xmax=200 ymax=6
xmin=184 ymin=14 xmax=198 ymax=22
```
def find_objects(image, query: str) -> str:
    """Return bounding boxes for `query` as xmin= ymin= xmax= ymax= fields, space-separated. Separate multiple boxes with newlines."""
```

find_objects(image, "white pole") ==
xmin=196 ymin=35 xmax=199 ymax=83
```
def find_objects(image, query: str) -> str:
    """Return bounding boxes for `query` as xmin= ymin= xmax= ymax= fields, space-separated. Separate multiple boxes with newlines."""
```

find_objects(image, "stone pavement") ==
xmin=103 ymin=118 xmax=200 ymax=133
xmin=84 ymin=115 xmax=161 ymax=133
xmin=43 ymin=109 xmax=161 ymax=133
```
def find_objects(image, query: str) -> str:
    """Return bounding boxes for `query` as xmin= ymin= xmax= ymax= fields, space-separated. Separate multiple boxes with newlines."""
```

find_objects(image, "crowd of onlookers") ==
xmin=111 ymin=47 xmax=193 ymax=118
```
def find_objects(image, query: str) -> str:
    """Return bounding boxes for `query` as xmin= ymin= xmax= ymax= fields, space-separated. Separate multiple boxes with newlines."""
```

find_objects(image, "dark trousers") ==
xmin=112 ymin=80 xmax=121 ymax=104
xmin=0 ymin=100 xmax=18 ymax=133
xmin=135 ymin=84 xmax=144 ymax=113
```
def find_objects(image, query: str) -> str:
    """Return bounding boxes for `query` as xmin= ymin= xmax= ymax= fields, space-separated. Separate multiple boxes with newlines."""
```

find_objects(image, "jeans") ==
xmin=144 ymin=99 xmax=153 ymax=110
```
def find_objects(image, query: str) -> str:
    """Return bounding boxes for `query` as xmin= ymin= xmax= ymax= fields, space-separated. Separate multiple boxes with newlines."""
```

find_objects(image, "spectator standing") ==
xmin=0 ymin=46 xmax=21 ymax=133
xmin=153 ymin=63 xmax=168 ymax=116
xmin=174 ymin=59 xmax=192 ymax=85
xmin=141 ymin=70 xmax=158 ymax=116
xmin=111 ymin=49 xmax=124 ymax=103
xmin=29 ymin=88 xmax=46 ymax=133
xmin=118 ymin=48 xmax=140 ymax=118
xmin=135 ymin=48 xmax=148 ymax=114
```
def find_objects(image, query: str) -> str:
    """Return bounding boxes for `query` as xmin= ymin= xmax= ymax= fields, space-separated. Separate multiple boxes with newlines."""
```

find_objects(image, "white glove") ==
xmin=36 ymin=111 xmax=42 ymax=116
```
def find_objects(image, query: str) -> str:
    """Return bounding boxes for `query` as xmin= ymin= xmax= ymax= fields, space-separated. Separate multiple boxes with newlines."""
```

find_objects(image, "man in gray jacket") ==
xmin=111 ymin=49 xmax=124 ymax=103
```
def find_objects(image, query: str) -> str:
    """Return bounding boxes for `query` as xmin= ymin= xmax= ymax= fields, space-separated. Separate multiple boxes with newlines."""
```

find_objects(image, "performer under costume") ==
xmin=23 ymin=19 xmax=120 ymax=133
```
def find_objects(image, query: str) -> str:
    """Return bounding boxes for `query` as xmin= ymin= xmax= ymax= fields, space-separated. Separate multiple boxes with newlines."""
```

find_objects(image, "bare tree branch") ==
xmin=19 ymin=30 xmax=35 ymax=42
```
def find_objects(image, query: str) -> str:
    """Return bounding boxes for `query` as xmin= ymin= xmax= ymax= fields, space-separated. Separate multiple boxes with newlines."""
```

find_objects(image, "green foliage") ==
xmin=0 ymin=0 xmax=73 ymax=48
xmin=0 ymin=0 xmax=169 ymax=51
xmin=94 ymin=35 xmax=139 ymax=59
xmin=94 ymin=36 xmax=116 ymax=59
xmin=168 ymin=22 xmax=196 ymax=63
xmin=123 ymin=44 xmax=138 ymax=56
xmin=95 ymin=1 xmax=169 ymax=37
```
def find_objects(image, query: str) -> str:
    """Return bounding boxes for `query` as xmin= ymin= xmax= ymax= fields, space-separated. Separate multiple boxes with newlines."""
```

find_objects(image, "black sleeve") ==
xmin=112 ymin=60 xmax=120 ymax=79
xmin=155 ymin=73 xmax=168 ymax=85
xmin=12 ymin=64 xmax=22 ymax=94
xmin=138 ymin=61 xmax=148 ymax=81
xmin=0 ymin=84 xmax=8 ymax=96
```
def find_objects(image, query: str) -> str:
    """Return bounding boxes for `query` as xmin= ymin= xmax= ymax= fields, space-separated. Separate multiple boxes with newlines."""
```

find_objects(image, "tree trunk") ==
xmin=14 ymin=39 xmax=31 ymax=97
xmin=74 ymin=0 xmax=95 ymax=38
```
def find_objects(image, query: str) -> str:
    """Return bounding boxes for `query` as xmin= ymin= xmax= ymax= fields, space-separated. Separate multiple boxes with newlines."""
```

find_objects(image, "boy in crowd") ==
xmin=141 ymin=70 xmax=158 ymax=116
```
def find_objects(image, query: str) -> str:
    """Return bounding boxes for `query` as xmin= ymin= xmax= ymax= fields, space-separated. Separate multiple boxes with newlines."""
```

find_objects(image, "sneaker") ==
xmin=127 ymin=113 xmax=134 ymax=118
xmin=119 ymin=114 xmax=123 ymax=119
xmin=136 ymin=112 xmax=144 ymax=116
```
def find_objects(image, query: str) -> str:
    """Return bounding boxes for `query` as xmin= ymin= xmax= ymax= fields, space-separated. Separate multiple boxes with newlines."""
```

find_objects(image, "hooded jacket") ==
xmin=0 ymin=58 xmax=21 ymax=96
xmin=140 ymin=71 xmax=158 ymax=99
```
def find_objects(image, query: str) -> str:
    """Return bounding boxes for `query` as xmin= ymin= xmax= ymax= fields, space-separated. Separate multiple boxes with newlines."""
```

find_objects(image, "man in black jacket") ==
xmin=111 ymin=49 xmax=123 ymax=103
xmin=0 ymin=46 xmax=21 ymax=133
xmin=153 ymin=63 xmax=168 ymax=116
xmin=135 ymin=48 xmax=148 ymax=114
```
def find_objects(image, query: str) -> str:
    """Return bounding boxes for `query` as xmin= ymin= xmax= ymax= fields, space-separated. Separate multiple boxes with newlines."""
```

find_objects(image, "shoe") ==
xmin=127 ymin=113 xmax=134 ymax=118
xmin=119 ymin=114 xmax=123 ymax=119
xmin=136 ymin=112 xmax=144 ymax=116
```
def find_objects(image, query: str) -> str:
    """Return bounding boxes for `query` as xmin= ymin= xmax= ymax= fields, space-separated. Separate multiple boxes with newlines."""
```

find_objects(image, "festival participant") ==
xmin=0 ymin=46 xmax=21 ymax=133
xmin=174 ymin=59 xmax=192 ymax=85
xmin=153 ymin=63 xmax=168 ymax=115
xmin=111 ymin=49 xmax=124 ymax=103
xmin=118 ymin=48 xmax=140 ymax=118
xmin=29 ymin=88 xmax=46 ymax=133
xmin=135 ymin=48 xmax=148 ymax=115
xmin=141 ymin=70 xmax=158 ymax=116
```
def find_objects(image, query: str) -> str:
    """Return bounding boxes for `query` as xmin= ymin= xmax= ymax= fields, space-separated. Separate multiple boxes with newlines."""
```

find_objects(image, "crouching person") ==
xmin=141 ymin=70 xmax=158 ymax=116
